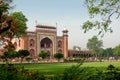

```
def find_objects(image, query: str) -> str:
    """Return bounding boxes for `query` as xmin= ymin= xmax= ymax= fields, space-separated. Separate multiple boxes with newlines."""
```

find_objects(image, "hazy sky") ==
xmin=12 ymin=0 xmax=120 ymax=50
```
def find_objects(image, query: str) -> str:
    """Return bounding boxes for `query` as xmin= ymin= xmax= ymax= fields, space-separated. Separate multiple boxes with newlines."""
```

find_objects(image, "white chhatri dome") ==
xmin=63 ymin=27 xmax=68 ymax=31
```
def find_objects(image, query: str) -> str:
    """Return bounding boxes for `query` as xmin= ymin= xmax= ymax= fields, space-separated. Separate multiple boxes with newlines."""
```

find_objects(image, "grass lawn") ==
xmin=12 ymin=62 xmax=120 ymax=76
xmin=14 ymin=63 xmax=76 ymax=75
xmin=82 ymin=62 xmax=120 ymax=67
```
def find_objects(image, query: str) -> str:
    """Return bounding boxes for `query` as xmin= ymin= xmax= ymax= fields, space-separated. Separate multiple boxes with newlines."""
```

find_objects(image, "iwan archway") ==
xmin=40 ymin=37 xmax=53 ymax=57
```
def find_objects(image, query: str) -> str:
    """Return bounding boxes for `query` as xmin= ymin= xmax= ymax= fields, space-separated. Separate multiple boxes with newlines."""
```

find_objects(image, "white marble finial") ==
xmin=63 ymin=27 xmax=67 ymax=31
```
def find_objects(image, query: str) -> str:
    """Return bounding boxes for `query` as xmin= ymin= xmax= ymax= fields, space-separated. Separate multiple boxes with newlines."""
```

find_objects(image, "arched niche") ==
xmin=40 ymin=37 xmax=53 ymax=56
xmin=58 ymin=40 xmax=62 ymax=48
xmin=29 ymin=39 xmax=35 ymax=47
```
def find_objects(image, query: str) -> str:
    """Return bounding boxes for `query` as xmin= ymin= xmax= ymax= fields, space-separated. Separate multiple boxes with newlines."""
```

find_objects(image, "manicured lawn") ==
xmin=82 ymin=62 xmax=120 ymax=67
xmin=12 ymin=62 xmax=120 ymax=76
xmin=14 ymin=63 xmax=76 ymax=75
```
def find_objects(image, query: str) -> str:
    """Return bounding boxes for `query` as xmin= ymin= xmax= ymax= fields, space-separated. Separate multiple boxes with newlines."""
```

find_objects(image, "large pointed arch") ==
xmin=40 ymin=37 xmax=53 ymax=56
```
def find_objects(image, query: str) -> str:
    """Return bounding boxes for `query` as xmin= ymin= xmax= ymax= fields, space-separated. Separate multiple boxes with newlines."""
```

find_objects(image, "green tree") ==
xmin=2 ymin=12 xmax=27 ymax=51
xmin=1 ymin=50 xmax=17 ymax=63
xmin=18 ymin=49 xmax=30 ymax=63
xmin=0 ymin=0 xmax=16 ymax=52
xmin=0 ymin=0 xmax=13 ymax=33
xmin=0 ymin=1 xmax=27 ymax=53
xmin=10 ymin=12 xmax=28 ymax=37
xmin=113 ymin=44 xmax=120 ymax=57
xmin=100 ymin=48 xmax=114 ymax=60
xmin=54 ymin=53 xmax=63 ymax=62
xmin=87 ymin=36 xmax=103 ymax=59
xmin=38 ymin=51 xmax=49 ymax=61
xmin=105 ymin=48 xmax=113 ymax=57
xmin=82 ymin=0 xmax=120 ymax=36
xmin=1 ymin=51 xmax=9 ymax=64
xmin=7 ymin=50 xmax=17 ymax=59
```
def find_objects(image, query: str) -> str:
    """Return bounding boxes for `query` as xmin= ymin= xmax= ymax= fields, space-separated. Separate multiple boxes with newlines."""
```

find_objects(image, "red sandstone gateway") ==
xmin=12 ymin=24 xmax=68 ymax=59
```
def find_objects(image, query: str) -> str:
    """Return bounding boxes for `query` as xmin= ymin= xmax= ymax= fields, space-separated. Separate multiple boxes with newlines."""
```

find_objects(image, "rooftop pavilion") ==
xmin=36 ymin=24 xmax=57 ymax=31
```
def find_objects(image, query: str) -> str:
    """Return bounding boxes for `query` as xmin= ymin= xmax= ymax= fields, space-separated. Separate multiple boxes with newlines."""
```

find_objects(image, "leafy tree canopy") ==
xmin=0 ymin=0 xmax=28 ymax=51
xmin=87 ymin=36 xmax=103 ymax=56
xmin=18 ymin=49 xmax=30 ymax=58
xmin=38 ymin=51 xmax=49 ymax=59
xmin=0 ymin=0 xmax=14 ymax=34
xmin=82 ymin=0 xmax=120 ymax=36
xmin=113 ymin=44 xmax=120 ymax=56
xmin=10 ymin=12 xmax=28 ymax=37
xmin=54 ymin=53 xmax=63 ymax=60
xmin=105 ymin=48 xmax=113 ymax=56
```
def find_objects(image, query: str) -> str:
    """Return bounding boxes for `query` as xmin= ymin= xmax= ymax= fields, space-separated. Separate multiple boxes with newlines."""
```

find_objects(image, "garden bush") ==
xmin=0 ymin=64 xmax=46 ymax=80
xmin=0 ymin=64 xmax=27 ymax=80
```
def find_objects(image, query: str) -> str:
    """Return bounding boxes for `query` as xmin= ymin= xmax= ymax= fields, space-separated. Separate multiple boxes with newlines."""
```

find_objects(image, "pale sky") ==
xmin=12 ymin=0 xmax=120 ymax=50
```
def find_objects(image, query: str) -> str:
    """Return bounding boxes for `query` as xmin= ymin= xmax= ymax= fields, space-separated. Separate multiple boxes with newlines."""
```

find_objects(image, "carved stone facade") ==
xmin=15 ymin=25 xmax=68 ymax=59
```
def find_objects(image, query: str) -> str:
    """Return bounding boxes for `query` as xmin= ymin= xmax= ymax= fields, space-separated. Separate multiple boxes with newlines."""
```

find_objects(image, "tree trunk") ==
xmin=20 ymin=57 xmax=24 ymax=63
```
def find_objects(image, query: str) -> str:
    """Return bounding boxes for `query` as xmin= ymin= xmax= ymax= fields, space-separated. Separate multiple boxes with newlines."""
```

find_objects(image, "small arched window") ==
xmin=30 ymin=39 xmax=34 ymax=47
xmin=58 ymin=40 xmax=62 ymax=48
